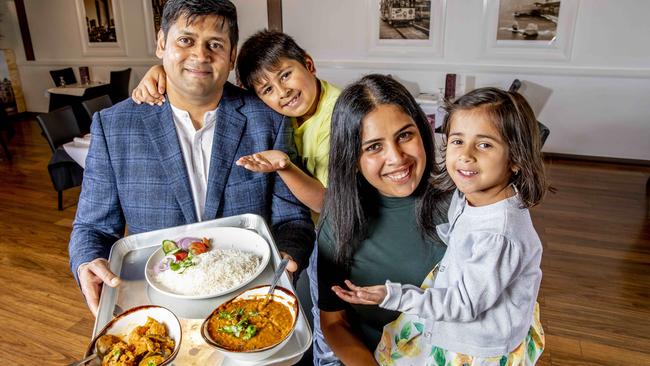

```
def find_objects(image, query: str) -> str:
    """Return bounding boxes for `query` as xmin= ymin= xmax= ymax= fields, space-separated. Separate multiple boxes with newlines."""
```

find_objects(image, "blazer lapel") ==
xmin=143 ymin=103 xmax=197 ymax=223
xmin=203 ymin=84 xmax=246 ymax=220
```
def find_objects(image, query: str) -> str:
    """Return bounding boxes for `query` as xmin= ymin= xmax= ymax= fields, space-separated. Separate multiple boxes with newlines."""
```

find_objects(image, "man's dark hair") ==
xmin=237 ymin=30 xmax=309 ymax=90
xmin=161 ymin=0 xmax=238 ymax=49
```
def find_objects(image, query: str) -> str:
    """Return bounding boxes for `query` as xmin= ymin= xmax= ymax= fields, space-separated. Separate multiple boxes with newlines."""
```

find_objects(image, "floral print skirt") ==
xmin=375 ymin=303 xmax=545 ymax=366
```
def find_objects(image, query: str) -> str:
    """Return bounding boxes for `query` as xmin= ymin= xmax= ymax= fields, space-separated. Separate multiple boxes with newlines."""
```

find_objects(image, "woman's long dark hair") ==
xmin=323 ymin=74 xmax=449 ymax=267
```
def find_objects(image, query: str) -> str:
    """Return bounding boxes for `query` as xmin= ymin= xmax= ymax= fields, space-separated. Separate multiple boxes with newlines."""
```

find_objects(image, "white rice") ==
xmin=154 ymin=249 xmax=261 ymax=296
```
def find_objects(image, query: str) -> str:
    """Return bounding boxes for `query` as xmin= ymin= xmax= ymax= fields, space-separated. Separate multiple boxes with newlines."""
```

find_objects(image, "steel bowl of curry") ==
xmin=201 ymin=285 xmax=299 ymax=362
xmin=84 ymin=305 xmax=182 ymax=366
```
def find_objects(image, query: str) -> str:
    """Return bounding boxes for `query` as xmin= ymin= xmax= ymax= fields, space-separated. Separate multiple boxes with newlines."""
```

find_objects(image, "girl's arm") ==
xmin=236 ymin=150 xmax=325 ymax=212
xmin=131 ymin=65 xmax=166 ymax=105
xmin=381 ymin=233 xmax=528 ymax=321
xmin=320 ymin=310 xmax=378 ymax=366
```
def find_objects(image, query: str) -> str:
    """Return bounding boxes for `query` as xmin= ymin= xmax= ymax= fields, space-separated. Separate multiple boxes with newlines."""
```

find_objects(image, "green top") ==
xmin=317 ymin=195 xmax=447 ymax=349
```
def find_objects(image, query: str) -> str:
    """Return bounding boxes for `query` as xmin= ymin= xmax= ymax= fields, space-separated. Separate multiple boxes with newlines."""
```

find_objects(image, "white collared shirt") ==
xmin=170 ymin=104 xmax=217 ymax=221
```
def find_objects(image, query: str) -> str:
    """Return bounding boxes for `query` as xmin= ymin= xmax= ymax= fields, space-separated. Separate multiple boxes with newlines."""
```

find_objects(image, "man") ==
xmin=69 ymin=0 xmax=314 ymax=316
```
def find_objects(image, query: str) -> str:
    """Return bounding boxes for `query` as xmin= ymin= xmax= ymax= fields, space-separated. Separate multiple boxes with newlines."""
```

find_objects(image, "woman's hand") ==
xmin=131 ymin=65 xmax=166 ymax=105
xmin=235 ymin=150 xmax=291 ymax=173
xmin=332 ymin=279 xmax=387 ymax=305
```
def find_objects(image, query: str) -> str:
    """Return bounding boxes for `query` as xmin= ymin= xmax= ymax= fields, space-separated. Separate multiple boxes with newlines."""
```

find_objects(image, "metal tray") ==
xmin=95 ymin=214 xmax=312 ymax=365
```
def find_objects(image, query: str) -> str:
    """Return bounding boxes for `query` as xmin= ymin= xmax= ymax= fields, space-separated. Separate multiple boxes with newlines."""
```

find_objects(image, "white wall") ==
xmin=4 ymin=0 xmax=650 ymax=160
xmin=283 ymin=0 xmax=650 ymax=160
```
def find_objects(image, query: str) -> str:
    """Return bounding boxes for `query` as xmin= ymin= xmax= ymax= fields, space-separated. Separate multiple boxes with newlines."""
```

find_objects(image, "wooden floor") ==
xmin=0 ymin=117 xmax=649 ymax=365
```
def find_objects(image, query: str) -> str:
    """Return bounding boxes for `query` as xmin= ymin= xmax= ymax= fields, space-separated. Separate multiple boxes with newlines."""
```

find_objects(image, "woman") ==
xmin=317 ymin=74 xmax=451 ymax=365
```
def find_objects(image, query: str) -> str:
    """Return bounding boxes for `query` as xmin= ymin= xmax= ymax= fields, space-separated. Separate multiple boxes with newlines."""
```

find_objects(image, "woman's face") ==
xmin=358 ymin=104 xmax=426 ymax=197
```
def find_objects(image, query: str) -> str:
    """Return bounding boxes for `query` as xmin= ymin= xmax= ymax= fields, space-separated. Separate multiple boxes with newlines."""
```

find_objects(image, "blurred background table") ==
xmin=47 ymin=82 xmax=111 ymax=133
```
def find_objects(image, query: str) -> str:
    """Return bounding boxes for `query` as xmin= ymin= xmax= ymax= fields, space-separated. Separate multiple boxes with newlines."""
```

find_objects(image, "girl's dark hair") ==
xmin=440 ymin=87 xmax=548 ymax=208
xmin=324 ymin=74 xmax=449 ymax=267
xmin=161 ymin=0 xmax=238 ymax=48
xmin=237 ymin=30 xmax=309 ymax=90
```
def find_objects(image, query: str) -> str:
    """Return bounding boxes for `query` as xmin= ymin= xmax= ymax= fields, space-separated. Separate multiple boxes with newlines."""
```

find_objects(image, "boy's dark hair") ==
xmin=161 ymin=0 xmax=238 ymax=49
xmin=236 ymin=30 xmax=309 ymax=90
xmin=440 ymin=87 xmax=548 ymax=208
xmin=324 ymin=74 xmax=450 ymax=268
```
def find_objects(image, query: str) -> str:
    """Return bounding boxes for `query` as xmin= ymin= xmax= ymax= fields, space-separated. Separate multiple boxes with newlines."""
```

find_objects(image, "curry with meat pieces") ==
xmin=207 ymin=297 xmax=293 ymax=351
xmin=99 ymin=317 xmax=175 ymax=366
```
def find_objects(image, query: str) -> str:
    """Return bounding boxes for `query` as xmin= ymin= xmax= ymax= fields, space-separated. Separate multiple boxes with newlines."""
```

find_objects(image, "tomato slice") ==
xmin=174 ymin=250 xmax=188 ymax=261
xmin=189 ymin=242 xmax=208 ymax=255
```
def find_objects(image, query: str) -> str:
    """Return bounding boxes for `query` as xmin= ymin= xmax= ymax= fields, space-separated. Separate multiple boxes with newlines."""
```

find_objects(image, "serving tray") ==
xmin=94 ymin=214 xmax=312 ymax=365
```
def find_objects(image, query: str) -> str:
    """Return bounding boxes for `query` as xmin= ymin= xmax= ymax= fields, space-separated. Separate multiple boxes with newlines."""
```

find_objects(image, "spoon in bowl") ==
xmin=260 ymin=257 xmax=289 ymax=309
xmin=66 ymin=334 xmax=120 ymax=366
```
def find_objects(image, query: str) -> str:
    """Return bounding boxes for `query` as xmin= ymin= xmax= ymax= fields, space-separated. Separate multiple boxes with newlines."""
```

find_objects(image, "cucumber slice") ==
xmin=162 ymin=240 xmax=178 ymax=254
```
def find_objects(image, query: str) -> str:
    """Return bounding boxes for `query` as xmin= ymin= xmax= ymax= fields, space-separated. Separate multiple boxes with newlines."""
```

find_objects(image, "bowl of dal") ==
xmin=200 ymin=285 xmax=299 ymax=363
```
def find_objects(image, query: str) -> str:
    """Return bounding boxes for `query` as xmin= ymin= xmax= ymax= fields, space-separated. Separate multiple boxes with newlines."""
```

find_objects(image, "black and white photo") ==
xmin=82 ymin=0 xmax=117 ymax=43
xmin=497 ymin=0 xmax=560 ymax=42
xmin=378 ymin=0 xmax=432 ymax=40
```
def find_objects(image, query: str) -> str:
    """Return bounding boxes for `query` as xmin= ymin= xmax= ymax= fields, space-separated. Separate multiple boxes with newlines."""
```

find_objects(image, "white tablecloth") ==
xmin=62 ymin=134 xmax=91 ymax=168
xmin=47 ymin=82 xmax=106 ymax=97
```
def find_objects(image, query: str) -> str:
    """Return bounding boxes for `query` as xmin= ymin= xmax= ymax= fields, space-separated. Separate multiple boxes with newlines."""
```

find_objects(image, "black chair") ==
xmin=82 ymin=94 xmax=113 ymax=120
xmin=0 ymin=108 xmax=14 ymax=161
xmin=109 ymin=68 xmax=132 ymax=104
xmin=49 ymin=67 xmax=77 ymax=87
xmin=36 ymin=106 xmax=83 ymax=210
xmin=508 ymin=79 xmax=550 ymax=147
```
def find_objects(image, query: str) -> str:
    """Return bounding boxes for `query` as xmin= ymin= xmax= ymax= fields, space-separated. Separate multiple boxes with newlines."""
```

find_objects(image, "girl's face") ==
xmin=358 ymin=104 xmax=426 ymax=198
xmin=446 ymin=109 xmax=515 ymax=206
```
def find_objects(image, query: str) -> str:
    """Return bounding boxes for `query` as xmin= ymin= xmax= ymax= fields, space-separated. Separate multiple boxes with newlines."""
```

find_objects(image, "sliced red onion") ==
xmin=158 ymin=254 xmax=176 ymax=272
xmin=176 ymin=237 xmax=201 ymax=250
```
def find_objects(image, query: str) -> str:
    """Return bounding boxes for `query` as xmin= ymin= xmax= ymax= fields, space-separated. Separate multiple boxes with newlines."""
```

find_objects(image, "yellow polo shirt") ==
xmin=292 ymin=79 xmax=340 ymax=187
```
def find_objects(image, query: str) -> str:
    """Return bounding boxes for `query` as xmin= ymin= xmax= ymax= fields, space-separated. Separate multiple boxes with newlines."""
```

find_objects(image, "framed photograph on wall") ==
xmin=75 ymin=0 xmax=127 ymax=56
xmin=368 ymin=0 xmax=446 ymax=57
xmin=143 ymin=0 xmax=168 ymax=55
xmin=482 ymin=0 xmax=580 ymax=60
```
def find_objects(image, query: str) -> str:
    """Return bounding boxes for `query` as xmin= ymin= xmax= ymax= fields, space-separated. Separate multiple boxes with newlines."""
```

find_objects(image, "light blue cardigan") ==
xmin=381 ymin=190 xmax=543 ymax=357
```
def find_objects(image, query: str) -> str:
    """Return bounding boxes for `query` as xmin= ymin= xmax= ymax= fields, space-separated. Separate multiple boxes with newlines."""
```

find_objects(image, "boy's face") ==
xmin=252 ymin=56 xmax=319 ymax=119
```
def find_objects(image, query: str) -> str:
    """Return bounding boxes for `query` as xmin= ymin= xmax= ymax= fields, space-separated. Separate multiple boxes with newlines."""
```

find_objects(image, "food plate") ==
xmin=201 ymin=285 xmax=299 ymax=363
xmin=85 ymin=305 xmax=182 ymax=366
xmin=144 ymin=227 xmax=270 ymax=300
xmin=95 ymin=215 xmax=312 ymax=366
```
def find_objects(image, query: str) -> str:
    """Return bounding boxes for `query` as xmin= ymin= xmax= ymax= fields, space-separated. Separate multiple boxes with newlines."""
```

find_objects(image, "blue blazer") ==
xmin=69 ymin=83 xmax=314 ymax=279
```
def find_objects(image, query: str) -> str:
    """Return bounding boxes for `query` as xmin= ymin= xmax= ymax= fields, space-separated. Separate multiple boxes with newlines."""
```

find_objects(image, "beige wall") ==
xmin=4 ymin=0 xmax=650 ymax=160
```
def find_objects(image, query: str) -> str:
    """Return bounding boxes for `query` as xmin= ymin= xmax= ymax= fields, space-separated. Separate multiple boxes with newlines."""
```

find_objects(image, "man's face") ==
xmin=156 ymin=15 xmax=236 ymax=102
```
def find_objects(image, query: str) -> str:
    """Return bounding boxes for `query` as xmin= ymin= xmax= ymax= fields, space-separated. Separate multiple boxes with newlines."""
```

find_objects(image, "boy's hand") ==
xmin=332 ymin=280 xmax=387 ymax=305
xmin=236 ymin=150 xmax=291 ymax=173
xmin=131 ymin=65 xmax=166 ymax=105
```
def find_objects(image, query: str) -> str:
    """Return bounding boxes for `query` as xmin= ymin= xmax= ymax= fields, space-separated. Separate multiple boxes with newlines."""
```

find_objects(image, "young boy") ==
xmin=132 ymin=30 xmax=340 ymax=214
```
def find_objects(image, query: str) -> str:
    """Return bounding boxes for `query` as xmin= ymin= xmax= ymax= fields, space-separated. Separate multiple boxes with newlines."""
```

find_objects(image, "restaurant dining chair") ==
xmin=109 ymin=68 xmax=132 ymax=104
xmin=36 ymin=106 xmax=83 ymax=210
xmin=49 ymin=67 xmax=77 ymax=87
xmin=0 ymin=108 xmax=14 ymax=161
xmin=508 ymin=79 xmax=550 ymax=147
xmin=82 ymin=94 xmax=113 ymax=120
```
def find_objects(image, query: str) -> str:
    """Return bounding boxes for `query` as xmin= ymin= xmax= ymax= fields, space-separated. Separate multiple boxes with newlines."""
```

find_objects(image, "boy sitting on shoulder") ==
xmin=132 ymin=30 xmax=340 ymax=213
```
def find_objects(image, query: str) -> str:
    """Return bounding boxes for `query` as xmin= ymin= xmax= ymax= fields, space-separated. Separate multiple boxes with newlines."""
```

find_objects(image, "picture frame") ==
xmin=75 ymin=0 xmax=127 ymax=56
xmin=143 ymin=0 xmax=167 ymax=56
xmin=367 ymin=0 xmax=446 ymax=57
xmin=481 ymin=0 xmax=580 ymax=60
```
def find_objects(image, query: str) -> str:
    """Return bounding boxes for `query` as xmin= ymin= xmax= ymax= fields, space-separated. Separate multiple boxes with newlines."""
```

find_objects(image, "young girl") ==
xmin=333 ymin=87 xmax=547 ymax=365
